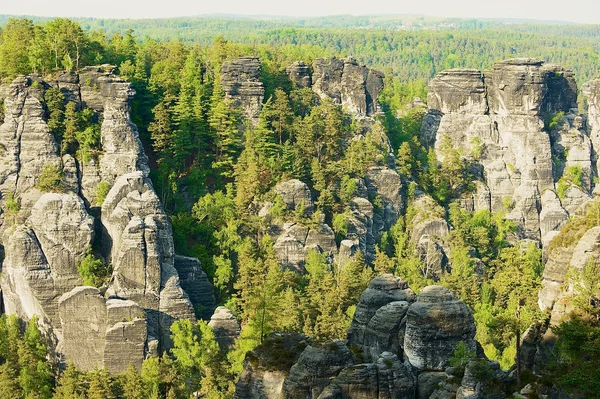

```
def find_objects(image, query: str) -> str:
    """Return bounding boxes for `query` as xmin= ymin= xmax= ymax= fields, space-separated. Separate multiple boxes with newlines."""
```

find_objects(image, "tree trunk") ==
xmin=515 ymin=302 xmax=521 ymax=388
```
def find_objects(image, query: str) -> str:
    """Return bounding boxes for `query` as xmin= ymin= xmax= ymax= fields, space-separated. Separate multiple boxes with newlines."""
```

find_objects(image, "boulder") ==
xmin=208 ymin=306 xmax=241 ymax=350
xmin=404 ymin=286 xmax=477 ymax=371
xmin=273 ymin=179 xmax=314 ymax=215
xmin=282 ymin=340 xmax=355 ymax=399
xmin=347 ymin=274 xmax=412 ymax=355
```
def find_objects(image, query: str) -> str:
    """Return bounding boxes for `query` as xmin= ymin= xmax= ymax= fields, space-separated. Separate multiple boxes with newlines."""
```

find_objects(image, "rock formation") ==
xmin=0 ymin=69 xmax=213 ymax=370
xmin=234 ymin=275 xmax=483 ymax=399
xmin=423 ymin=59 xmax=590 ymax=243
xmin=312 ymin=57 xmax=384 ymax=117
xmin=208 ymin=306 xmax=241 ymax=350
xmin=221 ymin=57 xmax=265 ymax=124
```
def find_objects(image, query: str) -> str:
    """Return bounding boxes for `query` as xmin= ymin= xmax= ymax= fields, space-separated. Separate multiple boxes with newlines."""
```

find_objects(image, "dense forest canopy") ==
xmin=1 ymin=14 xmax=600 ymax=83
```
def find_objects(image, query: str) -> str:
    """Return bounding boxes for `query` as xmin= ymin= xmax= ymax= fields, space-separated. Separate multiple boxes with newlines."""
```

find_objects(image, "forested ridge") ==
xmin=0 ymin=15 xmax=600 ymax=399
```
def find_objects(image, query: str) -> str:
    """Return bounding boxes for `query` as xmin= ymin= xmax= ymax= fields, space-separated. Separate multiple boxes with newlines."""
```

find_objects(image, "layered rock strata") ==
xmin=234 ymin=274 xmax=483 ymax=399
xmin=423 ymin=59 xmax=589 ymax=243
xmin=0 ymin=70 xmax=210 ymax=370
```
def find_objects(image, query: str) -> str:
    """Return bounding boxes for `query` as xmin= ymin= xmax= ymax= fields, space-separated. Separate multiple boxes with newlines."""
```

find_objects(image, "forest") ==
xmin=0 ymin=15 xmax=599 ymax=399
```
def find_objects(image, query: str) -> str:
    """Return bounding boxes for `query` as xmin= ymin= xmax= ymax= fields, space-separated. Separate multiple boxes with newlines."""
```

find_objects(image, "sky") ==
xmin=1 ymin=0 xmax=600 ymax=24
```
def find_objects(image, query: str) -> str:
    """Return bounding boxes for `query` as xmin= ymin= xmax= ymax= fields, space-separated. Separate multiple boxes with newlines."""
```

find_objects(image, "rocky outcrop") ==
xmin=0 ymin=70 xmax=210 ymax=371
xmin=282 ymin=340 xmax=355 ymax=399
xmin=0 ymin=76 xmax=60 ymax=212
xmin=274 ymin=179 xmax=314 ymax=215
xmin=174 ymin=255 xmax=216 ymax=320
xmin=404 ymin=285 xmax=477 ymax=371
xmin=235 ymin=276 xmax=480 ymax=399
xmin=539 ymin=202 xmax=600 ymax=325
xmin=312 ymin=57 xmax=384 ymax=117
xmin=423 ymin=59 xmax=586 ymax=243
xmin=286 ymin=61 xmax=312 ymax=89
xmin=208 ymin=306 xmax=241 ymax=350
xmin=1 ymin=193 xmax=93 ymax=328
xmin=234 ymin=333 xmax=310 ymax=399
xmin=58 ymin=287 xmax=147 ymax=374
xmin=221 ymin=57 xmax=265 ymax=123
xmin=347 ymin=274 xmax=413 ymax=360
xmin=102 ymin=171 xmax=195 ymax=350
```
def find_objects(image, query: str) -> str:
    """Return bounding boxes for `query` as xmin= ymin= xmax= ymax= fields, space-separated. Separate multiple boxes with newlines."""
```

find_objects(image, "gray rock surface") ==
xmin=1 ymin=193 xmax=93 ymax=327
xmin=174 ymin=255 xmax=216 ymax=320
xmin=0 ymin=70 xmax=211 ymax=371
xmin=274 ymin=179 xmax=315 ymax=215
xmin=58 ymin=287 xmax=147 ymax=373
xmin=347 ymin=274 xmax=412 ymax=359
xmin=312 ymin=57 xmax=384 ymax=117
xmin=286 ymin=61 xmax=312 ymax=89
xmin=404 ymin=286 xmax=477 ymax=371
xmin=208 ymin=306 xmax=241 ymax=350
xmin=283 ymin=340 xmax=355 ymax=399
xmin=221 ymin=57 xmax=265 ymax=123
xmin=234 ymin=333 xmax=310 ymax=399
xmin=423 ymin=59 xmax=582 ymax=242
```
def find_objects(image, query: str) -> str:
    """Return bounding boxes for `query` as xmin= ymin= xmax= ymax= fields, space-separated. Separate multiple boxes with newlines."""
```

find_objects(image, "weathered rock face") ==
xmin=208 ymin=306 xmax=241 ymax=350
xmin=234 ymin=276 xmax=480 ymax=399
xmin=274 ymin=179 xmax=315 ymax=215
xmin=58 ymin=287 xmax=147 ymax=374
xmin=404 ymin=285 xmax=477 ymax=371
xmin=221 ymin=57 xmax=265 ymax=123
xmin=282 ymin=340 xmax=355 ymax=399
xmin=347 ymin=274 xmax=413 ymax=360
xmin=318 ymin=353 xmax=416 ymax=399
xmin=0 ymin=76 xmax=60 ymax=212
xmin=102 ymin=171 xmax=196 ymax=350
xmin=424 ymin=59 xmax=586 ymax=243
xmin=539 ymin=208 xmax=600 ymax=325
xmin=1 ymin=194 xmax=93 ymax=328
xmin=312 ymin=57 xmax=384 ymax=117
xmin=0 ymin=70 xmax=210 ymax=371
xmin=286 ymin=61 xmax=312 ymax=89
xmin=174 ymin=255 xmax=216 ymax=320
xmin=234 ymin=333 xmax=310 ymax=399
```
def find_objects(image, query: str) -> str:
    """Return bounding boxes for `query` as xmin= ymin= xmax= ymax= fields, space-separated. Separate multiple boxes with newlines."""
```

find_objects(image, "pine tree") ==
xmin=87 ymin=367 xmax=115 ymax=399
xmin=53 ymin=363 xmax=86 ymax=399
xmin=121 ymin=364 xmax=146 ymax=399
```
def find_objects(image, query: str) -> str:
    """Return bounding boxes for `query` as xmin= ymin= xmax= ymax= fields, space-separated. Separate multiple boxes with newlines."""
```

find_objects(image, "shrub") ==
xmin=450 ymin=341 xmax=476 ymax=376
xmin=77 ymin=251 xmax=110 ymax=287
xmin=4 ymin=192 xmax=19 ymax=214
xmin=333 ymin=212 xmax=349 ymax=238
xmin=36 ymin=163 xmax=66 ymax=192
xmin=545 ymin=111 xmax=565 ymax=131
xmin=95 ymin=181 xmax=111 ymax=206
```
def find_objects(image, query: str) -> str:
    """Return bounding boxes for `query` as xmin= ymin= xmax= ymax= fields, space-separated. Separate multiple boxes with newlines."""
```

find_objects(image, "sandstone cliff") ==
xmin=0 ymin=69 xmax=214 ymax=372
xmin=423 ymin=59 xmax=593 ymax=245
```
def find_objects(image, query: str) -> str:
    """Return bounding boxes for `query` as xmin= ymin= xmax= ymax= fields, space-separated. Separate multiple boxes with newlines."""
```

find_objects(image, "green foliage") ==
xmin=77 ymin=251 xmax=110 ymax=287
xmin=0 ymin=315 xmax=55 ymax=399
xmin=549 ymin=199 xmax=600 ymax=252
xmin=450 ymin=341 xmax=476 ymax=375
xmin=545 ymin=111 xmax=565 ymax=131
xmin=551 ymin=318 xmax=600 ymax=398
xmin=36 ymin=163 xmax=66 ymax=193
xmin=95 ymin=181 xmax=111 ymax=206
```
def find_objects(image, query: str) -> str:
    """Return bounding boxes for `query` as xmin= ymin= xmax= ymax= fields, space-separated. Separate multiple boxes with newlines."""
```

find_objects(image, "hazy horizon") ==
xmin=1 ymin=0 xmax=599 ymax=24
